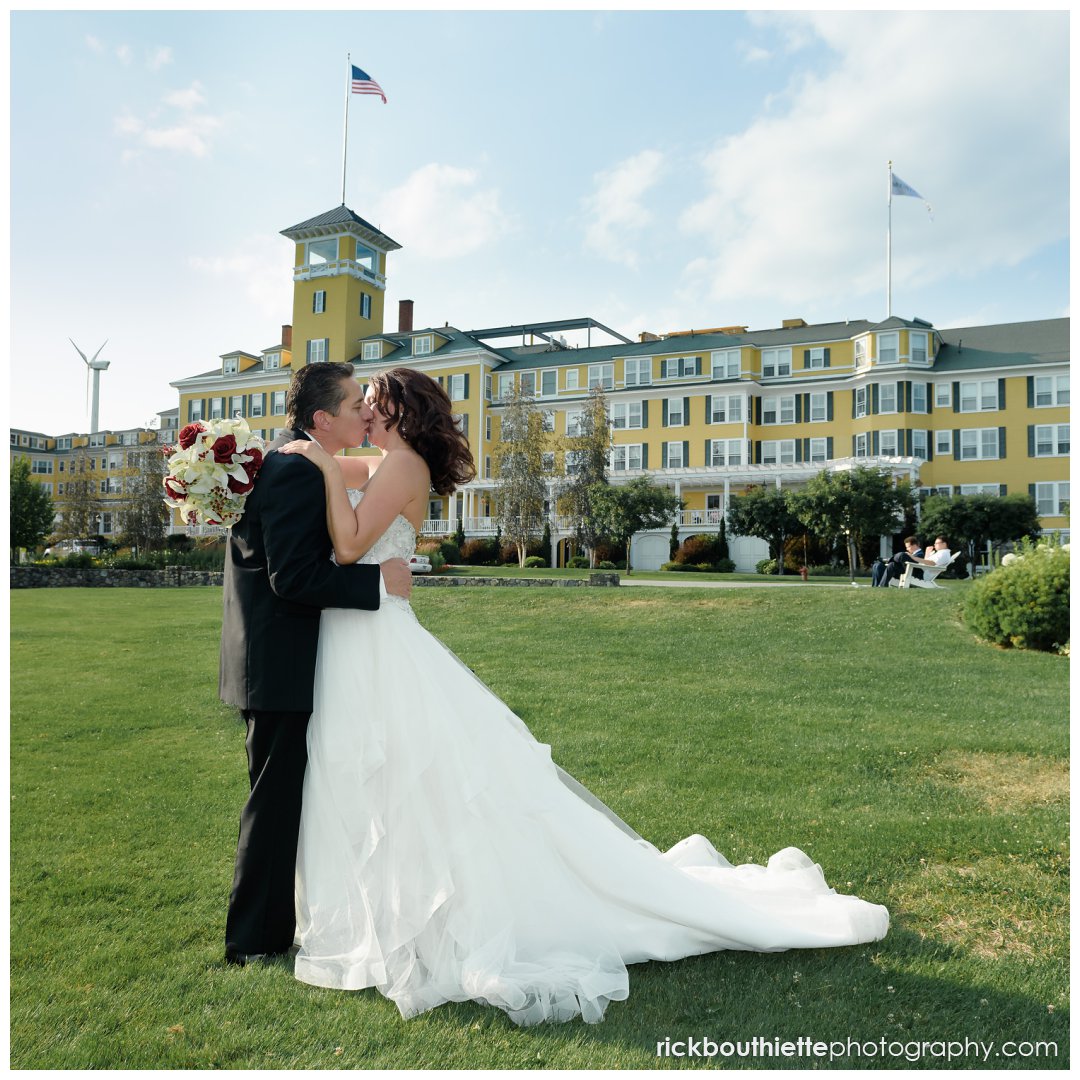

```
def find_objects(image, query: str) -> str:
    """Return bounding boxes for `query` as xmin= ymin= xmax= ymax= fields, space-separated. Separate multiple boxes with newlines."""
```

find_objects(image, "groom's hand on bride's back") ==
xmin=381 ymin=558 xmax=413 ymax=600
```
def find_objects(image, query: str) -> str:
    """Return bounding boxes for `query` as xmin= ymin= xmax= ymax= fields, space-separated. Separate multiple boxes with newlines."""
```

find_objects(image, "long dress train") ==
xmin=294 ymin=496 xmax=888 ymax=1026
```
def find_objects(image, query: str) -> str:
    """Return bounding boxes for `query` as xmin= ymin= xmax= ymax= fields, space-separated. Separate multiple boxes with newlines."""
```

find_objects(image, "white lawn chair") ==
xmin=895 ymin=550 xmax=963 ymax=589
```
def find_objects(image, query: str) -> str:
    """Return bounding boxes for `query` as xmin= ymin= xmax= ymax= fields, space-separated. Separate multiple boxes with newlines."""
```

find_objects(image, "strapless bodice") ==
xmin=347 ymin=488 xmax=418 ymax=565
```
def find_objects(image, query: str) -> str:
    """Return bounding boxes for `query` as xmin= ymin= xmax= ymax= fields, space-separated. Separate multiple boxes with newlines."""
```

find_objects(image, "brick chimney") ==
xmin=639 ymin=331 xmax=661 ymax=343
xmin=398 ymin=300 xmax=414 ymax=333
xmin=281 ymin=324 xmax=292 ymax=348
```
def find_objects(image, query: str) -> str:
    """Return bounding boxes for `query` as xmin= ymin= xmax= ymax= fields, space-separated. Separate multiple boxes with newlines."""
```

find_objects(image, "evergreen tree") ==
xmin=10 ymin=457 xmax=55 ymax=559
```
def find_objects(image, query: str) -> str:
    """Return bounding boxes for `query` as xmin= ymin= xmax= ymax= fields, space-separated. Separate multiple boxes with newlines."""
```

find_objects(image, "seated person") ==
xmin=872 ymin=536 xmax=923 ymax=586
xmin=879 ymin=535 xmax=952 ymax=587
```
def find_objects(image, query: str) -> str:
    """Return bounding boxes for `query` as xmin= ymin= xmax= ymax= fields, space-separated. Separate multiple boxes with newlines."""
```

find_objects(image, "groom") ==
xmin=219 ymin=361 xmax=412 ymax=965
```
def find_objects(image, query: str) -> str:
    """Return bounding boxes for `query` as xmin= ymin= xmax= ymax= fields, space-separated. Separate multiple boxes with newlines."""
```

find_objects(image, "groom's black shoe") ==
xmin=225 ymin=949 xmax=278 ymax=967
xmin=225 ymin=945 xmax=299 ymax=967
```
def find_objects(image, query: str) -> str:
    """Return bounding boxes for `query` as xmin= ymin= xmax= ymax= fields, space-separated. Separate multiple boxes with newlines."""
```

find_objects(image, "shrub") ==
xmin=55 ymin=553 xmax=96 ymax=569
xmin=674 ymin=533 xmax=723 ymax=565
xmin=523 ymin=555 xmax=547 ymax=568
xmin=756 ymin=558 xmax=776 ymax=575
xmin=460 ymin=538 xmax=498 ymax=565
xmin=661 ymin=561 xmax=705 ymax=572
xmin=437 ymin=539 xmax=461 ymax=565
xmin=567 ymin=556 xmax=590 ymax=569
xmin=597 ymin=560 xmax=616 ymax=570
xmin=427 ymin=551 xmax=446 ymax=573
xmin=166 ymin=535 xmax=194 ymax=553
xmin=713 ymin=558 xmax=735 ymax=573
xmin=963 ymin=540 xmax=1069 ymax=653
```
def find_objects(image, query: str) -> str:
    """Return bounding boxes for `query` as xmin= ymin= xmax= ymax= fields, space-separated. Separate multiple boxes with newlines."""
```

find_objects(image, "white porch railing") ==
xmin=292 ymin=260 xmax=385 ymax=288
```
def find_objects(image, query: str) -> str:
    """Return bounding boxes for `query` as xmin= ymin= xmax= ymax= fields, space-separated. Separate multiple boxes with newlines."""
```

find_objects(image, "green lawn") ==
xmin=10 ymin=585 xmax=1068 ymax=1069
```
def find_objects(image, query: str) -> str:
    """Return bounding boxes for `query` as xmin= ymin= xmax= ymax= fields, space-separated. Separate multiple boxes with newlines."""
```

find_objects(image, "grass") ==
xmin=10 ymin=585 xmax=1069 ymax=1069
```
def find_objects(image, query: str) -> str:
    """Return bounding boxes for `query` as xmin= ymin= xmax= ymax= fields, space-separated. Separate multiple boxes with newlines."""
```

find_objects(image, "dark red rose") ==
xmin=212 ymin=434 xmax=238 ymax=463
xmin=163 ymin=476 xmax=186 ymax=500
xmin=227 ymin=473 xmax=255 ymax=495
xmin=244 ymin=447 xmax=264 ymax=472
xmin=178 ymin=422 xmax=206 ymax=449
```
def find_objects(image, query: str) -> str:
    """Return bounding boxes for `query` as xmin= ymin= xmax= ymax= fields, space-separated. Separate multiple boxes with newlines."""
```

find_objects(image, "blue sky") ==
xmin=8 ymin=7 xmax=1070 ymax=436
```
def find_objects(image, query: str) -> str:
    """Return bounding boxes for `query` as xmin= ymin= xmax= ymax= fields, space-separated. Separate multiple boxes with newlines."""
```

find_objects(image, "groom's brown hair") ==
xmin=286 ymin=362 xmax=356 ymax=430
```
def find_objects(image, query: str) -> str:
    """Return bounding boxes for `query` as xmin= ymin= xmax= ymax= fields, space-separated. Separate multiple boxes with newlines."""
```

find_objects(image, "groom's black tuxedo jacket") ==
xmin=219 ymin=427 xmax=381 ymax=713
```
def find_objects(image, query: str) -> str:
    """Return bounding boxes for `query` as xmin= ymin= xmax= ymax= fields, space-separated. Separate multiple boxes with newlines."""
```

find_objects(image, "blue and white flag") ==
xmin=891 ymin=173 xmax=924 ymax=199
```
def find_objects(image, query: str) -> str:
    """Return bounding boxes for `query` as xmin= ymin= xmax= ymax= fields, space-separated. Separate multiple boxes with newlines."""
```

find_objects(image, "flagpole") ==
xmin=886 ymin=160 xmax=893 ymax=318
xmin=341 ymin=53 xmax=351 ymax=205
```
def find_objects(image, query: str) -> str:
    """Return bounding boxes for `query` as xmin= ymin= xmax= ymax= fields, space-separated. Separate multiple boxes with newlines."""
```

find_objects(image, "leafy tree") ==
xmin=794 ymin=467 xmax=912 ymax=580
xmin=669 ymin=519 xmax=680 ymax=561
xmin=556 ymin=385 xmax=610 ymax=567
xmin=919 ymin=492 xmax=1042 ymax=571
xmin=493 ymin=385 xmax=553 ymax=567
xmin=589 ymin=477 xmax=681 ymax=574
xmin=55 ymin=444 xmax=101 ymax=540
xmin=118 ymin=443 xmax=170 ymax=553
xmin=454 ymin=517 xmax=466 ymax=549
xmin=10 ymin=457 xmax=55 ymax=559
xmin=717 ymin=515 xmax=730 ymax=562
xmin=726 ymin=486 xmax=804 ymax=576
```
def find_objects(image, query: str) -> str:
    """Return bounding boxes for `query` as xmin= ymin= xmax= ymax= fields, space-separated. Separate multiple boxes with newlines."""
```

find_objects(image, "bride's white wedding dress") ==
xmin=294 ymin=493 xmax=888 ymax=1025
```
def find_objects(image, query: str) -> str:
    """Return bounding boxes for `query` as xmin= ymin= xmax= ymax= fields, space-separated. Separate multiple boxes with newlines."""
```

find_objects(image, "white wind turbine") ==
xmin=69 ymin=338 xmax=110 ymax=433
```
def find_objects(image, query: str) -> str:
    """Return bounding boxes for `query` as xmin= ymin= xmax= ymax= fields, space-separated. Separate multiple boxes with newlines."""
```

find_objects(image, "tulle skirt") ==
xmin=294 ymin=598 xmax=888 ymax=1025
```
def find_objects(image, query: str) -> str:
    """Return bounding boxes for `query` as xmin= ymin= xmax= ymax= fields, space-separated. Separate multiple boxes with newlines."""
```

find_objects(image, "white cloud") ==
xmin=85 ymin=34 xmax=104 ymax=53
xmin=187 ymin=236 xmax=293 ymax=325
xmin=115 ymin=110 xmax=222 ymax=158
xmin=164 ymin=81 xmax=206 ymax=111
xmin=678 ymin=11 xmax=1068 ymax=318
xmin=115 ymin=81 xmax=223 ymax=159
xmin=582 ymin=149 xmax=665 ymax=269
xmin=115 ymin=44 xmax=132 ymax=65
xmin=739 ymin=43 xmax=772 ymax=64
xmin=371 ymin=164 xmax=511 ymax=259
xmin=147 ymin=46 xmax=173 ymax=72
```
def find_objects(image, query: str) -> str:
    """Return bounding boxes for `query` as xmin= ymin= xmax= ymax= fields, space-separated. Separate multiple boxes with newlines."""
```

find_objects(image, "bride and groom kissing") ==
xmin=218 ymin=361 xmax=889 ymax=1026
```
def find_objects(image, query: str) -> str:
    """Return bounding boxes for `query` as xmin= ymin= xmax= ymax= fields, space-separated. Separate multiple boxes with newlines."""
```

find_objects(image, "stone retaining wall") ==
xmin=10 ymin=566 xmax=224 ymax=588
xmin=415 ymin=572 xmax=620 ymax=588
xmin=10 ymin=568 xmax=619 ymax=589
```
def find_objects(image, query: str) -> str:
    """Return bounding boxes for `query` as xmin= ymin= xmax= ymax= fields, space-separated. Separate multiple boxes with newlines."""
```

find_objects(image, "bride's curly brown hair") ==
xmin=369 ymin=367 xmax=477 ymax=495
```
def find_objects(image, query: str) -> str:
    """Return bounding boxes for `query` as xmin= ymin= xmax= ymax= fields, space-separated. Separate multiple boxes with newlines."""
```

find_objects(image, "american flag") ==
xmin=351 ymin=65 xmax=387 ymax=104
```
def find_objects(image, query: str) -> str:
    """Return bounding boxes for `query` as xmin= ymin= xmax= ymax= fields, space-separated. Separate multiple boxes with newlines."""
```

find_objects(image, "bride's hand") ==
xmin=279 ymin=439 xmax=335 ymax=472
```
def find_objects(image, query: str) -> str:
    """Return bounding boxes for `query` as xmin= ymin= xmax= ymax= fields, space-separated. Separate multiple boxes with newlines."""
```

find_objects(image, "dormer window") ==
xmin=413 ymin=335 xmax=433 ymax=356
xmin=223 ymin=357 xmax=239 ymax=375
xmin=877 ymin=332 xmax=899 ymax=364
xmin=363 ymin=342 xmax=382 ymax=362
xmin=264 ymin=353 xmax=280 ymax=370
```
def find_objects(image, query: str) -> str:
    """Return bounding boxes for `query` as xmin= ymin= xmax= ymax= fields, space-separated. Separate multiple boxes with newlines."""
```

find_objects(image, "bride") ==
xmin=278 ymin=366 xmax=888 ymax=1026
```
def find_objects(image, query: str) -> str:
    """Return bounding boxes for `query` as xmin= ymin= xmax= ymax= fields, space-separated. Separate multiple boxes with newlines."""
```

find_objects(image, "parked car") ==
xmin=409 ymin=555 xmax=432 ymax=574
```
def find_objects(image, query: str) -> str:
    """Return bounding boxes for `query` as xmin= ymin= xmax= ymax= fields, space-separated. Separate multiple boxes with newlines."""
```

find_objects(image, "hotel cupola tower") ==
xmin=281 ymin=205 xmax=402 ymax=366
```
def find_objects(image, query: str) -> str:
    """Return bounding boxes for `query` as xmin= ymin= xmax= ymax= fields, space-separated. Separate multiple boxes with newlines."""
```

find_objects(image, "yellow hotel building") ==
xmin=167 ymin=204 xmax=1069 ymax=570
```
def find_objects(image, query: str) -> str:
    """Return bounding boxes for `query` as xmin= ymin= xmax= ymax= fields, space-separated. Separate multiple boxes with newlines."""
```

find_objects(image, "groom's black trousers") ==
xmin=225 ymin=709 xmax=309 ymax=957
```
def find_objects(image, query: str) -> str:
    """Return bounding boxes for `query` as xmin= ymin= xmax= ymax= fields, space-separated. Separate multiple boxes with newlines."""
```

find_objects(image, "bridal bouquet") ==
xmin=162 ymin=417 xmax=266 ymax=527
